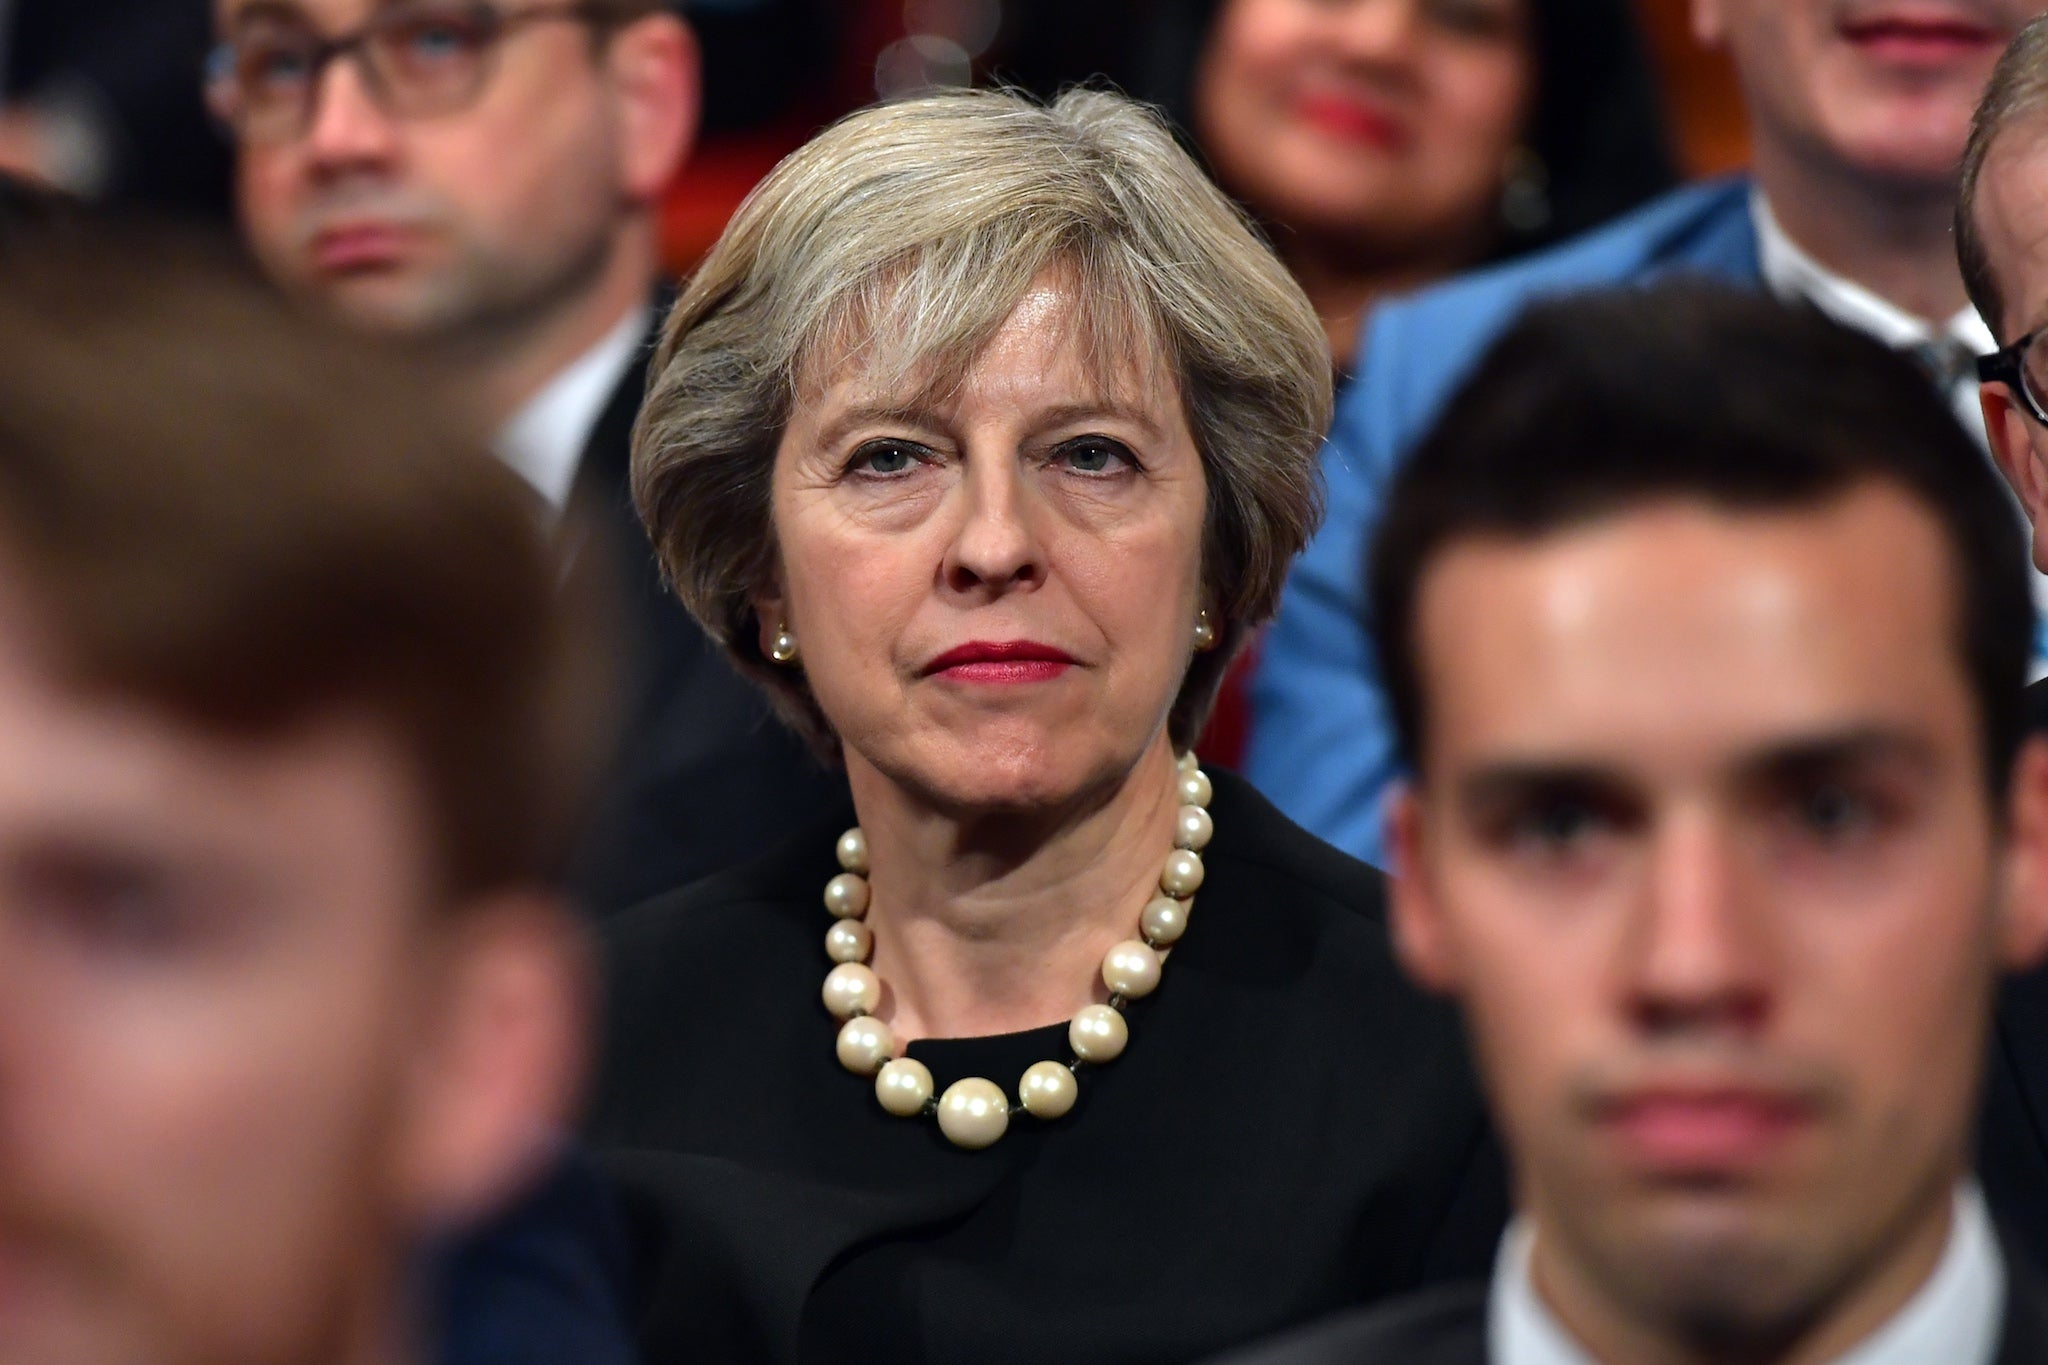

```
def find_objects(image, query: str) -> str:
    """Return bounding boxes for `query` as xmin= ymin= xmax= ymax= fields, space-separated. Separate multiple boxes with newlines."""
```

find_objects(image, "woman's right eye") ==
xmin=848 ymin=440 xmax=928 ymax=476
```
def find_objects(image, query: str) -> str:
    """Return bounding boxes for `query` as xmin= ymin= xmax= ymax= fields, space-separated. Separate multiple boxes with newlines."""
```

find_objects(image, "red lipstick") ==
xmin=1294 ymin=92 xmax=1410 ymax=153
xmin=922 ymin=640 xmax=1078 ymax=684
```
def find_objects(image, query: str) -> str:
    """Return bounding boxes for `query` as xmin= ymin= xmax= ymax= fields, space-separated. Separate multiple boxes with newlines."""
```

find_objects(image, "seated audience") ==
xmin=1967 ymin=15 xmax=2048 ymax=734
xmin=1225 ymin=284 xmax=2048 ymax=1363
xmin=587 ymin=87 xmax=1506 ymax=1363
xmin=206 ymin=0 xmax=846 ymax=915
xmin=1247 ymin=0 xmax=2048 ymax=868
xmin=0 ymin=228 xmax=626 ymax=1365
xmin=1163 ymin=0 xmax=1674 ymax=371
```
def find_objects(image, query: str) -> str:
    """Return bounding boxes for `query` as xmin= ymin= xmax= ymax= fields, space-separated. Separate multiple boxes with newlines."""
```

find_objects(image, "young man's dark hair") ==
xmin=1368 ymin=281 xmax=2036 ymax=795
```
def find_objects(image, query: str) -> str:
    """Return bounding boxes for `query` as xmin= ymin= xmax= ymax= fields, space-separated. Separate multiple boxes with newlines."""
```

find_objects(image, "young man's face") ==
xmin=1693 ymin=0 xmax=2037 ymax=190
xmin=1390 ymin=485 xmax=2048 ymax=1354
xmin=0 ymin=557 xmax=570 ymax=1365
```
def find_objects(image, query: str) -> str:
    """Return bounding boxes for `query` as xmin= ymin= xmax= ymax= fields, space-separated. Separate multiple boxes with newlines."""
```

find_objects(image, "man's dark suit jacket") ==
xmin=1214 ymin=1250 xmax=2048 ymax=1363
xmin=562 ymin=321 xmax=846 ymax=916
xmin=1990 ymin=676 xmax=2048 ymax=1275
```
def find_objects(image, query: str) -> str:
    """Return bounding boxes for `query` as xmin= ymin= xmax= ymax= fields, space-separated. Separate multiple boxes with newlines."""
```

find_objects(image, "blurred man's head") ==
xmin=1692 ymin=0 xmax=2036 ymax=194
xmin=211 ymin=0 xmax=696 ymax=346
xmin=1373 ymin=285 xmax=2048 ymax=1362
xmin=0 ymin=229 xmax=601 ymax=1365
xmin=1961 ymin=18 xmax=2048 ymax=568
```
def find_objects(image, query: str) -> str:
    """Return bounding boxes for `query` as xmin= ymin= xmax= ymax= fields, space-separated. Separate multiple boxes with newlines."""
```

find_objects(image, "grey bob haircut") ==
xmin=632 ymin=85 xmax=1333 ymax=758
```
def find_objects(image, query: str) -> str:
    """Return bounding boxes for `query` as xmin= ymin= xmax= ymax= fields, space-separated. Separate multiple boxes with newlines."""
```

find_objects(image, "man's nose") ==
xmin=301 ymin=55 xmax=401 ymax=168
xmin=1624 ymin=812 xmax=1773 ymax=1038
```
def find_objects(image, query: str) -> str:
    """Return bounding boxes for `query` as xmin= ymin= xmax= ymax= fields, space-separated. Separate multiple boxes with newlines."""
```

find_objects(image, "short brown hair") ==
xmin=1958 ymin=16 xmax=2048 ymax=338
xmin=0 ymin=223 xmax=606 ymax=900
xmin=634 ymin=86 xmax=1331 ymax=757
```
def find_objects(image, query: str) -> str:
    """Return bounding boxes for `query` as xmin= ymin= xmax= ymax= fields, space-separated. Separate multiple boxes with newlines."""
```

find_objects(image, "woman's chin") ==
xmin=852 ymin=728 xmax=1150 ymax=819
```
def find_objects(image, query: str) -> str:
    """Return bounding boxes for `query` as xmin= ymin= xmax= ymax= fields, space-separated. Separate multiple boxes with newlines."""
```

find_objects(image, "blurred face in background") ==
xmin=0 ymin=554 xmax=578 ymax=1365
xmin=220 ymin=0 xmax=691 ymax=340
xmin=1193 ymin=0 xmax=1534 ymax=264
xmin=1693 ymin=0 xmax=2037 ymax=189
xmin=1388 ymin=488 xmax=2048 ymax=1358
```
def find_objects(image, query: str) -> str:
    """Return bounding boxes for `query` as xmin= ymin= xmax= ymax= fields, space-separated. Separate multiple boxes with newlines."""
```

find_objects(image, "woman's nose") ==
xmin=942 ymin=459 xmax=1043 ymax=596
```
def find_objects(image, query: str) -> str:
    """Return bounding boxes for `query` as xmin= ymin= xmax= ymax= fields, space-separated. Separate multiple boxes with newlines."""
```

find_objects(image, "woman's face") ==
xmin=1195 ymin=0 xmax=1535 ymax=260
xmin=762 ymin=278 xmax=1208 ymax=814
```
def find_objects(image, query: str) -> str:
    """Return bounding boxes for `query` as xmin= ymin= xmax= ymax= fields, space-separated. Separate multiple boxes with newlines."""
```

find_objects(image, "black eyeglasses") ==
xmin=205 ymin=0 xmax=604 ymax=144
xmin=1978 ymin=327 xmax=2048 ymax=425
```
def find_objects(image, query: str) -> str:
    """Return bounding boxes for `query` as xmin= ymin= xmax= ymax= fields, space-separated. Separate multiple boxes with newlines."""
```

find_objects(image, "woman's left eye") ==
xmin=1054 ymin=437 xmax=1137 ymax=475
xmin=848 ymin=439 xmax=929 ymax=476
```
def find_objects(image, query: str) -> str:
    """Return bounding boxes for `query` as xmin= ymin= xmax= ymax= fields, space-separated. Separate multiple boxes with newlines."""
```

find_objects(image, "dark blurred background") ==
xmin=0 ymin=0 xmax=1750 ymax=270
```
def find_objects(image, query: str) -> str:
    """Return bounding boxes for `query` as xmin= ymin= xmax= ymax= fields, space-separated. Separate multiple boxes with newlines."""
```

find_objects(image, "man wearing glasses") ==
xmin=207 ymin=0 xmax=847 ymax=917
xmin=1968 ymin=17 xmax=2048 ymax=739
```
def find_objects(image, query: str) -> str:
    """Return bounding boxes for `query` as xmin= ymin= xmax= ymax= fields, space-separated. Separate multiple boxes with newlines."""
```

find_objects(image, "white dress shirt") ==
xmin=495 ymin=304 xmax=651 ymax=517
xmin=1489 ymin=1183 xmax=2006 ymax=1365
xmin=1752 ymin=192 xmax=2048 ymax=662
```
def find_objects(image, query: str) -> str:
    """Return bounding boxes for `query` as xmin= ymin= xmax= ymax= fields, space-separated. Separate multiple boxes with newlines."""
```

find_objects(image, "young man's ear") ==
xmin=2001 ymin=737 xmax=2048 ymax=976
xmin=1385 ymin=785 xmax=1462 ymax=996
xmin=395 ymin=893 xmax=592 ymax=1230
xmin=1983 ymin=383 xmax=2048 ymax=573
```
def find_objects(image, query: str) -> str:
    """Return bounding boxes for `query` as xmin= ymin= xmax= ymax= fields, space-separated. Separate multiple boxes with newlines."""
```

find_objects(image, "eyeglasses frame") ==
xmin=1978 ymin=328 xmax=2048 ymax=426
xmin=204 ymin=0 xmax=610 ymax=142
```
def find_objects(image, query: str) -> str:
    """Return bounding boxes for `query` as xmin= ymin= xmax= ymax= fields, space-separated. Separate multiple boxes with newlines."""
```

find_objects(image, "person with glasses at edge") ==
xmin=1967 ymin=17 xmax=2048 ymax=738
xmin=205 ymin=0 xmax=847 ymax=921
xmin=1245 ymin=0 xmax=2048 ymax=869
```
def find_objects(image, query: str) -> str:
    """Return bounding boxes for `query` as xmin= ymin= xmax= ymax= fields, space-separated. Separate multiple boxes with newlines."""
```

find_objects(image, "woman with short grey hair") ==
xmin=589 ymin=86 xmax=1502 ymax=1364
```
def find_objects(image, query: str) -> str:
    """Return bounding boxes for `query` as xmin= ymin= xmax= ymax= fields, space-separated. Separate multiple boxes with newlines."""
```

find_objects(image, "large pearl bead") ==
xmin=822 ymin=962 xmax=880 ymax=1020
xmin=1019 ymin=1060 xmax=1078 ymax=1119
xmin=1101 ymin=939 xmax=1162 ymax=998
xmin=1177 ymin=750 xmax=1201 ymax=773
xmin=835 ymin=1015 xmax=894 ymax=1075
xmin=937 ymin=1078 xmax=1010 ymax=1149
xmin=1159 ymin=849 xmax=1205 ymax=898
xmin=875 ymin=1057 xmax=934 ymax=1116
xmin=823 ymin=872 xmax=870 ymax=919
xmin=1141 ymin=895 xmax=1189 ymax=946
xmin=1069 ymin=1004 xmax=1129 ymax=1063
xmin=825 ymin=918 xmax=873 ymax=964
xmin=1174 ymin=804 xmax=1214 ymax=851
xmin=836 ymin=828 xmax=869 ymax=874
xmin=1178 ymin=769 xmax=1213 ymax=809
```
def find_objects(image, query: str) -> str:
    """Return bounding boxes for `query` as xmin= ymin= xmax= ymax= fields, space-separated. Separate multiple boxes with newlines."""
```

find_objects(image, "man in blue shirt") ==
xmin=1249 ymin=0 xmax=2048 ymax=867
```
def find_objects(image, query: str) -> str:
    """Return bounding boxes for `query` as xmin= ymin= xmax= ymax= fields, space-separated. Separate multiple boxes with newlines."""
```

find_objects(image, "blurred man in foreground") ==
xmin=208 ymin=0 xmax=844 ymax=914
xmin=0 ymin=228 xmax=613 ymax=1365
xmin=1229 ymin=286 xmax=2048 ymax=1363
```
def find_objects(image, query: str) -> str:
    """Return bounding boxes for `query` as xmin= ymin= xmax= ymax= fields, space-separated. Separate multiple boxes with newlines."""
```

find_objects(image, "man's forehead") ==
xmin=218 ymin=0 xmax=396 ymax=33
xmin=1413 ymin=491 xmax=1975 ymax=775
xmin=1983 ymin=117 xmax=2048 ymax=338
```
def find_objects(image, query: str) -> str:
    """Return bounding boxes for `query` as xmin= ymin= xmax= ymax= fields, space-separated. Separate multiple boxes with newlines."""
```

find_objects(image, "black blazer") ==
xmin=1988 ymin=676 xmax=2048 ymax=1275
xmin=1211 ymin=1247 xmax=2048 ymax=1363
xmin=587 ymin=770 xmax=1509 ymax=1363
xmin=561 ymin=322 xmax=847 ymax=915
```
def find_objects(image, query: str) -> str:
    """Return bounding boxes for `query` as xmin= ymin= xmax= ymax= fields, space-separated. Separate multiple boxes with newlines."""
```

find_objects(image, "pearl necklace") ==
xmin=819 ymin=754 xmax=1216 ymax=1150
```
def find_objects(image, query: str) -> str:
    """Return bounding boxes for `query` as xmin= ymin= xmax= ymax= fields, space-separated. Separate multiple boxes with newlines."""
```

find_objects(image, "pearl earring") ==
xmin=769 ymin=623 xmax=799 ymax=664
xmin=1192 ymin=610 xmax=1217 ymax=652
